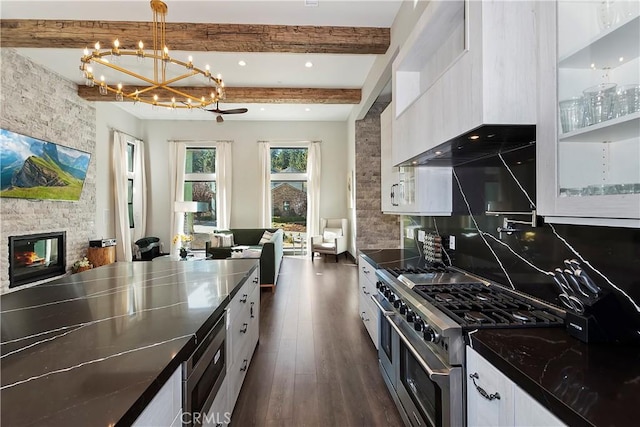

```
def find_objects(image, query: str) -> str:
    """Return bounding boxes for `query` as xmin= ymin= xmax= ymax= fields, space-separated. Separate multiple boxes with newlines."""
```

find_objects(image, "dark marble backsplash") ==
xmin=404 ymin=145 xmax=640 ymax=343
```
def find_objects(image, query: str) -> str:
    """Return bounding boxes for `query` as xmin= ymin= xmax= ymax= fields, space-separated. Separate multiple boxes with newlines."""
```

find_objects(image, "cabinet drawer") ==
xmin=203 ymin=378 xmax=229 ymax=426
xmin=359 ymin=295 xmax=379 ymax=349
xmin=228 ymin=336 xmax=256 ymax=412
xmin=228 ymin=271 xmax=258 ymax=323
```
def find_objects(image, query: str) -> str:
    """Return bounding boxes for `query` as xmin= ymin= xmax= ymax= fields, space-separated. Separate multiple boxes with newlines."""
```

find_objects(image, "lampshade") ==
xmin=174 ymin=201 xmax=208 ymax=213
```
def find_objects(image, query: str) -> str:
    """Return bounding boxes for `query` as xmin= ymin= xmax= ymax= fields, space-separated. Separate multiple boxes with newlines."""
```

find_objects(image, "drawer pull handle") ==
xmin=469 ymin=372 xmax=501 ymax=401
xmin=240 ymin=359 xmax=248 ymax=372
xmin=253 ymin=276 xmax=259 ymax=284
xmin=362 ymin=268 xmax=370 ymax=274
xmin=240 ymin=323 xmax=248 ymax=333
xmin=362 ymin=286 xmax=370 ymax=295
xmin=250 ymin=301 xmax=255 ymax=318
xmin=361 ymin=312 xmax=369 ymax=322
xmin=240 ymin=294 xmax=248 ymax=303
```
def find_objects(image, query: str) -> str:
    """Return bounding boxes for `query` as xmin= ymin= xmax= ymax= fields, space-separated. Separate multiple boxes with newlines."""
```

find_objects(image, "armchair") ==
xmin=311 ymin=218 xmax=348 ymax=262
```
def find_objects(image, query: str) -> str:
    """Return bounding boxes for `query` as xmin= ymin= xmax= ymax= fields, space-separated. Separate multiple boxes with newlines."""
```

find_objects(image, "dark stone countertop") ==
xmin=0 ymin=259 xmax=259 ymax=427
xmin=359 ymin=248 xmax=425 ymax=270
xmin=361 ymin=249 xmax=640 ymax=427
xmin=469 ymin=328 xmax=640 ymax=427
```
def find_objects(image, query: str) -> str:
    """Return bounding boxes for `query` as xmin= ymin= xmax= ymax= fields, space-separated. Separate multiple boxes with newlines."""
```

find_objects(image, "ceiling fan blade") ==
xmin=219 ymin=108 xmax=248 ymax=114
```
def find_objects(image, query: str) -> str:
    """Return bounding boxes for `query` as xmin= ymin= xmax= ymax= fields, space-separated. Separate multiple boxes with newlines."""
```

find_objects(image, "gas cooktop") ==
xmin=414 ymin=283 xmax=564 ymax=329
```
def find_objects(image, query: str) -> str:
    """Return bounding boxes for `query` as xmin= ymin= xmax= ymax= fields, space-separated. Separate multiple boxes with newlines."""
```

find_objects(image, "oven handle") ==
xmin=370 ymin=293 xmax=393 ymax=316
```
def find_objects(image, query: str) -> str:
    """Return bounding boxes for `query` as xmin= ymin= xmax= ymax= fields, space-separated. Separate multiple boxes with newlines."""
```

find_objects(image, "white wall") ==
xmin=141 ymin=119 xmax=349 ymax=249
xmin=94 ymin=103 xmax=143 ymax=241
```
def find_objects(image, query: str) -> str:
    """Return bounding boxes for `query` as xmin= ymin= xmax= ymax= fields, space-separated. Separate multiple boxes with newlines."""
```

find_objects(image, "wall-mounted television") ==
xmin=0 ymin=129 xmax=91 ymax=202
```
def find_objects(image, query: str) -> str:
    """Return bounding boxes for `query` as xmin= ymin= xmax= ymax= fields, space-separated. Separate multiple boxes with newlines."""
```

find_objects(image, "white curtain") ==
xmin=306 ymin=141 xmax=322 ymax=251
xmin=131 ymin=138 xmax=147 ymax=251
xmin=258 ymin=141 xmax=272 ymax=228
xmin=169 ymin=141 xmax=187 ymax=253
xmin=216 ymin=141 xmax=233 ymax=229
xmin=112 ymin=131 xmax=132 ymax=261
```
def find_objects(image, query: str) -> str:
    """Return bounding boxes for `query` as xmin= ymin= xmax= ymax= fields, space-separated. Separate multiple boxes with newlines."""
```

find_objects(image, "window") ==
xmin=182 ymin=147 xmax=217 ymax=232
xmin=270 ymin=147 xmax=308 ymax=250
xmin=126 ymin=143 xmax=135 ymax=228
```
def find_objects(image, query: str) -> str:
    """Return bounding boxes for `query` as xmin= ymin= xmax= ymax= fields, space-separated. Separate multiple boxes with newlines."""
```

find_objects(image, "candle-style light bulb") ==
xmin=99 ymin=76 xmax=107 ymax=95
xmin=94 ymin=42 xmax=101 ymax=51
xmin=116 ymin=83 xmax=124 ymax=102
xmin=138 ymin=41 xmax=144 ymax=50
xmin=83 ymin=47 xmax=89 ymax=56
xmin=85 ymin=66 xmax=94 ymax=87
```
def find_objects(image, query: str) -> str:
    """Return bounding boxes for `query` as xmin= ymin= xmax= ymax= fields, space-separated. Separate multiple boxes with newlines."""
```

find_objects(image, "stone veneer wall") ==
xmin=0 ymin=49 xmax=96 ymax=294
xmin=355 ymin=100 xmax=400 ymax=251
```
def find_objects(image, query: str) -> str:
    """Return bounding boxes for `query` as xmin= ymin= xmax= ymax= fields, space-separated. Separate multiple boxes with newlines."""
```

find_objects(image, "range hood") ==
xmin=397 ymin=124 xmax=536 ymax=167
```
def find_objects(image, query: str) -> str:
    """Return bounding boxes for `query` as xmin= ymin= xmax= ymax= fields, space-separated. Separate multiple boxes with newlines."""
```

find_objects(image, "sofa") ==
xmin=206 ymin=228 xmax=283 ymax=292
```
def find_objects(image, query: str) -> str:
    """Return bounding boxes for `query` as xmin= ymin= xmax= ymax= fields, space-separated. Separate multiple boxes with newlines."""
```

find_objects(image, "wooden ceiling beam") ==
xmin=1 ymin=20 xmax=389 ymax=54
xmin=78 ymin=86 xmax=361 ymax=104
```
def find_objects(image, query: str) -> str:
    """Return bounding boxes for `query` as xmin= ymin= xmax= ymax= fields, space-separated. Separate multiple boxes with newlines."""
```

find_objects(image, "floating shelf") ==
xmin=559 ymin=112 xmax=640 ymax=142
xmin=559 ymin=16 xmax=639 ymax=69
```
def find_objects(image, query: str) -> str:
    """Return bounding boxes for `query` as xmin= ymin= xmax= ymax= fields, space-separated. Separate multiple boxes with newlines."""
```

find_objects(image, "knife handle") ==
xmin=575 ymin=269 xmax=601 ymax=295
xmin=564 ymin=269 xmax=590 ymax=298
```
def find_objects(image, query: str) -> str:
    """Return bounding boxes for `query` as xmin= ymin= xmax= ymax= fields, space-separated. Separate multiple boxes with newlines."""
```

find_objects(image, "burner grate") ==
xmin=414 ymin=283 xmax=564 ymax=329
xmin=386 ymin=264 xmax=449 ymax=277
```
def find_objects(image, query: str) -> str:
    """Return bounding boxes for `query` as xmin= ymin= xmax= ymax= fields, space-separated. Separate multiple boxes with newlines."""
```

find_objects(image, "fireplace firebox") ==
xmin=9 ymin=232 xmax=66 ymax=288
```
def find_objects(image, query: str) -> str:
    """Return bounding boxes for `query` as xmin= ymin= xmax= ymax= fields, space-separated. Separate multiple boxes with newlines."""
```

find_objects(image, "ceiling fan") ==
xmin=204 ymin=102 xmax=248 ymax=123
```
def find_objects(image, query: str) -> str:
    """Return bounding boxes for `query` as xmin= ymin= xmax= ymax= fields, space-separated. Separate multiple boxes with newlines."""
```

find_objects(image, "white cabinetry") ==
xmin=537 ymin=1 xmax=640 ymax=227
xmin=466 ymin=346 xmax=565 ymax=427
xmin=132 ymin=366 xmax=182 ymax=427
xmin=358 ymin=255 xmax=379 ymax=348
xmin=226 ymin=268 xmax=260 ymax=416
xmin=380 ymin=103 xmax=453 ymax=215
xmin=392 ymin=0 xmax=537 ymax=165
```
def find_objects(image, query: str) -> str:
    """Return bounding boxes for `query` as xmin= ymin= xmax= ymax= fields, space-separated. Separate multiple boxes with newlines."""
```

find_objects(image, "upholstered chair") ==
xmin=311 ymin=218 xmax=348 ymax=262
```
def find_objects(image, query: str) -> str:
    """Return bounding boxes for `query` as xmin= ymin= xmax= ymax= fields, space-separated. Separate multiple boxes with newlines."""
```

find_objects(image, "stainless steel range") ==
xmin=372 ymin=265 xmax=564 ymax=427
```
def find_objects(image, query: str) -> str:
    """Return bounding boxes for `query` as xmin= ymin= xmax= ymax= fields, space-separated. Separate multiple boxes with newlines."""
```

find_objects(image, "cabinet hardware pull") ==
xmin=361 ymin=312 xmax=369 ymax=322
xmin=240 ymin=323 xmax=248 ymax=333
xmin=240 ymin=294 xmax=248 ymax=303
xmin=469 ymin=372 xmax=501 ymax=401
xmin=250 ymin=301 xmax=255 ymax=318
xmin=240 ymin=359 xmax=248 ymax=372
xmin=363 ymin=268 xmax=370 ymax=274
xmin=253 ymin=276 xmax=259 ymax=284
xmin=362 ymin=286 xmax=370 ymax=295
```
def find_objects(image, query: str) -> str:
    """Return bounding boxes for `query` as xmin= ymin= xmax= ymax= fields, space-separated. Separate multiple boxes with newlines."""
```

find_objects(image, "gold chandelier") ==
xmin=79 ymin=0 xmax=224 ymax=109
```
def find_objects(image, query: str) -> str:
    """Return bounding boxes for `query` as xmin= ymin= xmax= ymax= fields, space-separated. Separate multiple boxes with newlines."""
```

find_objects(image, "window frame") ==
xmin=180 ymin=143 xmax=218 ymax=231
xmin=126 ymin=141 xmax=135 ymax=229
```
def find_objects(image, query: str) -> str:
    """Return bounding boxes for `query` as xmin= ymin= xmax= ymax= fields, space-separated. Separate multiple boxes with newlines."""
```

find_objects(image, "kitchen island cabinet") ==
xmin=358 ymin=254 xmax=379 ymax=347
xmin=537 ymin=1 xmax=640 ymax=227
xmin=0 ymin=260 xmax=259 ymax=427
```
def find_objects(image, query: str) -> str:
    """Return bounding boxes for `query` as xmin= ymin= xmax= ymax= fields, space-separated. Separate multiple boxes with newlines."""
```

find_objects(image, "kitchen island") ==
xmin=360 ymin=248 xmax=640 ymax=427
xmin=0 ymin=259 xmax=259 ymax=426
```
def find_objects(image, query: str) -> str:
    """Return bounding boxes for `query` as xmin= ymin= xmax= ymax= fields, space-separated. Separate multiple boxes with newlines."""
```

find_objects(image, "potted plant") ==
xmin=173 ymin=234 xmax=193 ymax=259
xmin=72 ymin=257 xmax=93 ymax=273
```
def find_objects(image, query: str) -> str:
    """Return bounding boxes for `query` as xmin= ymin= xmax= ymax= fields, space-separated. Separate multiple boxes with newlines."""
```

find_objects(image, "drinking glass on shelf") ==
xmin=619 ymin=84 xmax=640 ymax=115
xmin=559 ymin=97 xmax=585 ymax=133
xmin=598 ymin=0 xmax=619 ymax=30
xmin=583 ymin=83 xmax=617 ymax=124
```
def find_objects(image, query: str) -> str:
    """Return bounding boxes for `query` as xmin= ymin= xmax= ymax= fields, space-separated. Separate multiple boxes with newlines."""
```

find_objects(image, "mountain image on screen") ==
xmin=0 ymin=129 xmax=91 ymax=201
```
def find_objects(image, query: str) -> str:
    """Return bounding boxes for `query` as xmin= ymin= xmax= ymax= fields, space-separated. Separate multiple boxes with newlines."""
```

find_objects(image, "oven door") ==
xmin=371 ymin=293 xmax=398 ymax=389
xmin=390 ymin=314 xmax=463 ymax=427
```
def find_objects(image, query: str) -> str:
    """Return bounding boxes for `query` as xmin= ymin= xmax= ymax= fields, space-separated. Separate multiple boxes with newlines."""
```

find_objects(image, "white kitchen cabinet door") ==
xmin=380 ymin=103 xmax=400 ymax=213
xmin=358 ymin=255 xmax=379 ymax=348
xmin=514 ymin=383 xmax=565 ymax=427
xmin=536 ymin=1 xmax=640 ymax=227
xmin=133 ymin=366 xmax=182 ymax=427
xmin=466 ymin=347 xmax=514 ymax=427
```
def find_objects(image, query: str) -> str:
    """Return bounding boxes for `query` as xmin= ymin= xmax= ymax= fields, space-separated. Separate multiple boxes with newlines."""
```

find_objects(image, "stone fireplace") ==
xmin=9 ymin=232 xmax=66 ymax=288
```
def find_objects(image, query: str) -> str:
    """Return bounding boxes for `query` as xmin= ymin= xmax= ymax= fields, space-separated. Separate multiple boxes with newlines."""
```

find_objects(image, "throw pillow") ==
xmin=220 ymin=233 xmax=234 ymax=247
xmin=323 ymin=227 xmax=343 ymax=243
xmin=259 ymin=230 xmax=274 ymax=245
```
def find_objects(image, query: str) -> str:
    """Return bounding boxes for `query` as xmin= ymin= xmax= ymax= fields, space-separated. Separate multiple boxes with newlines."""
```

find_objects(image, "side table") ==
xmin=87 ymin=246 xmax=116 ymax=267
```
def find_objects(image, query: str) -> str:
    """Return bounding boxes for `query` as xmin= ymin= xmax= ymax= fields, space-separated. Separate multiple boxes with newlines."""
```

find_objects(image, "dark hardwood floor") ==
xmin=231 ymin=255 xmax=404 ymax=426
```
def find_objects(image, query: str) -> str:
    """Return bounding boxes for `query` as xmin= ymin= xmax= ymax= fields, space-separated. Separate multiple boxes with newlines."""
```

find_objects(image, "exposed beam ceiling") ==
xmin=0 ymin=20 xmax=390 ymax=54
xmin=78 ymin=86 xmax=361 ymax=104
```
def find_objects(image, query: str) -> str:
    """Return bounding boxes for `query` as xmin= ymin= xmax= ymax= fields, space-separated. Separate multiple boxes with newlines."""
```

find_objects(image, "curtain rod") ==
xmin=109 ymin=128 xmax=141 ymax=141
xmin=256 ymin=140 xmax=322 ymax=144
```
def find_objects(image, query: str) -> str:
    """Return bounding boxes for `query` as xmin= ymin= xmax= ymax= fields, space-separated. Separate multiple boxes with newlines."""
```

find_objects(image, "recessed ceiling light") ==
xmin=619 ymin=57 xmax=624 ymax=62
xmin=487 ymin=134 xmax=495 ymax=138
xmin=260 ymin=107 xmax=265 ymax=111
xmin=238 ymin=60 xmax=246 ymax=67
xmin=305 ymin=61 xmax=313 ymax=68
xmin=469 ymin=135 xmax=480 ymax=140
xmin=305 ymin=107 xmax=311 ymax=112
xmin=305 ymin=0 xmax=319 ymax=7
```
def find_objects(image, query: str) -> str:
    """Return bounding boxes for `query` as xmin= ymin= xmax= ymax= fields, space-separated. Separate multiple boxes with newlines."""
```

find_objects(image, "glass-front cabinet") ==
xmin=537 ymin=0 xmax=640 ymax=227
